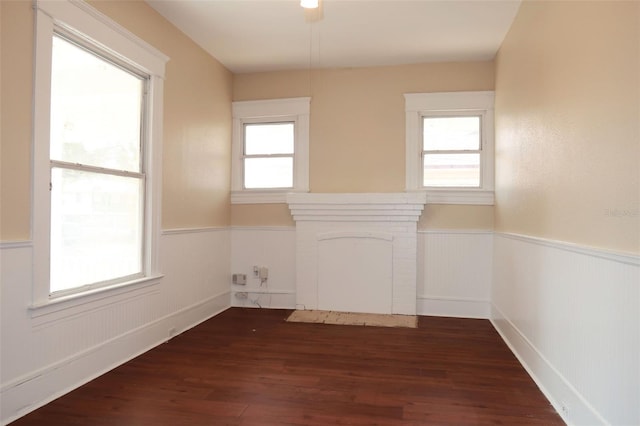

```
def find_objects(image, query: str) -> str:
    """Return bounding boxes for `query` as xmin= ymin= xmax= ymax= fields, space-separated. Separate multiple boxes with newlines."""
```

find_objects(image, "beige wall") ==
xmin=495 ymin=0 xmax=639 ymax=254
xmin=0 ymin=0 xmax=33 ymax=241
xmin=233 ymin=62 xmax=495 ymax=229
xmin=418 ymin=205 xmax=494 ymax=230
xmin=231 ymin=204 xmax=295 ymax=227
xmin=0 ymin=0 xmax=232 ymax=240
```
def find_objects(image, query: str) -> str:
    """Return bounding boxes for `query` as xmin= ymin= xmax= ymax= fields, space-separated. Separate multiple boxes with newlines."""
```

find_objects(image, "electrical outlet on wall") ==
xmin=232 ymin=273 xmax=246 ymax=285
xmin=253 ymin=266 xmax=268 ymax=280
xmin=259 ymin=267 xmax=268 ymax=280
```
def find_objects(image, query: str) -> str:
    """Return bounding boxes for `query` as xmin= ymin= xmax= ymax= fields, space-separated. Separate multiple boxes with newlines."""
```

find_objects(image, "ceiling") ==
xmin=146 ymin=0 xmax=522 ymax=74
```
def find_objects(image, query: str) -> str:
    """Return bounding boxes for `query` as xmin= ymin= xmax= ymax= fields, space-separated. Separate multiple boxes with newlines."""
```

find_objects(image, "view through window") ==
xmin=49 ymin=34 xmax=146 ymax=293
xmin=243 ymin=122 xmax=295 ymax=189
xmin=422 ymin=116 xmax=481 ymax=187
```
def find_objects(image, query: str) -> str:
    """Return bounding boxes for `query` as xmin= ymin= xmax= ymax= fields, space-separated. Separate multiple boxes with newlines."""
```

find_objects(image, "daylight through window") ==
xmin=422 ymin=116 xmax=481 ymax=188
xmin=243 ymin=122 xmax=295 ymax=189
xmin=49 ymin=34 xmax=147 ymax=293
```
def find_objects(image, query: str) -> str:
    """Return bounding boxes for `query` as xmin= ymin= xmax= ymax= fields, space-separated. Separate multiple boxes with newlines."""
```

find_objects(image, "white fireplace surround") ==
xmin=287 ymin=193 xmax=427 ymax=315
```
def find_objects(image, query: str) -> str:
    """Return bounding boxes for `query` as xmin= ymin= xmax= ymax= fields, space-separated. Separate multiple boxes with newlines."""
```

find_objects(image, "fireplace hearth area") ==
xmin=287 ymin=193 xmax=426 ymax=315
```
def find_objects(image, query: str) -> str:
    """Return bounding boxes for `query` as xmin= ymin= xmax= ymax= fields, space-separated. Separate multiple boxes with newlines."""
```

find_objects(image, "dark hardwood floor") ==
xmin=12 ymin=308 xmax=563 ymax=425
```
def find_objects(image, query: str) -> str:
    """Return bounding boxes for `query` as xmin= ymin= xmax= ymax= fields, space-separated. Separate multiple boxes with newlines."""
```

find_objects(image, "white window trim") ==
xmin=404 ymin=91 xmax=495 ymax=205
xmin=31 ymin=0 xmax=169 ymax=312
xmin=231 ymin=97 xmax=310 ymax=204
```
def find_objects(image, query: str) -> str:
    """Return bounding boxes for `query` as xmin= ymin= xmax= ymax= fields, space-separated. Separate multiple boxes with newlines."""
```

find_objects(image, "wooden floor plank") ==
xmin=11 ymin=308 xmax=563 ymax=425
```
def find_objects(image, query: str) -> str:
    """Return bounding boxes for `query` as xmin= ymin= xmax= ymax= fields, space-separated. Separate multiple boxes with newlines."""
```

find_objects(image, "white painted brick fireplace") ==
xmin=287 ymin=193 xmax=426 ymax=315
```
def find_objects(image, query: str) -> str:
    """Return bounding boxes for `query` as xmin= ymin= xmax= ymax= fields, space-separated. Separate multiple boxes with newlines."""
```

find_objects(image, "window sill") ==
xmin=231 ymin=189 xmax=308 ymax=204
xmin=419 ymin=189 xmax=495 ymax=205
xmin=29 ymin=274 xmax=163 ymax=325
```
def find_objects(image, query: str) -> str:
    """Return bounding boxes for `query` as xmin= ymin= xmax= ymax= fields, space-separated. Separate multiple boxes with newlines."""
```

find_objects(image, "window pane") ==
xmin=423 ymin=116 xmax=480 ymax=151
xmin=244 ymin=157 xmax=293 ymax=189
xmin=245 ymin=123 xmax=294 ymax=155
xmin=423 ymin=153 xmax=480 ymax=187
xmin=50 ymin=35 xmax=143 ymax=172
xmin=50 ymin=168 xmax=143 ymax=293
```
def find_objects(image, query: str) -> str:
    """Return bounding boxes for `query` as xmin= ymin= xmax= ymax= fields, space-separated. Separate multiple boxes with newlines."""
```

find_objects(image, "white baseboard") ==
xmin=231 ymin=289 xmax=296 ymax=309
xmin=492 ymin=232 xmax=639 ymax=425
xmin=491 ymin=303 xmax=606 ymax=426
xmin=1 ymin=291 xmax=230 ymax=425
xmin=417 ymin=295 xmax=490 ymax=319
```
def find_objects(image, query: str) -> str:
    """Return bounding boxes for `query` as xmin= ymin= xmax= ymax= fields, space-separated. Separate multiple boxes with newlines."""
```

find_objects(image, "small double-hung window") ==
xmin=232 ymin=98 xmax=310 ymax=203
xmin=243 ymin=122 xmax=295 ymax=189
xmin=405 ymin=91 xmax=495 ymax=205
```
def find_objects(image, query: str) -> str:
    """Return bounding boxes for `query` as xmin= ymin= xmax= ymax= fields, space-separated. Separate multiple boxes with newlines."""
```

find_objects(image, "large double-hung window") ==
xmin=49 ymin=34 xmax=147 ymax=293
xmin=32 ymin=0 xmax=168 ymax=309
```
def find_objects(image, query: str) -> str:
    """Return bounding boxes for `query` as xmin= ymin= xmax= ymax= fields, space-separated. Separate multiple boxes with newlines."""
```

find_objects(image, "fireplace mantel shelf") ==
xmin=286 ymin=192 xmax=427 ymax=222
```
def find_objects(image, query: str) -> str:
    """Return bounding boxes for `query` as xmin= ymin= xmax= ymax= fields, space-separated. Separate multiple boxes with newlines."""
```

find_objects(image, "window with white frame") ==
xmin=232 ymin=98 xmax=310 ymax=203
xmin=32 ymin=0 xmax=168 ymax=309
xmin=405 ymin=91 xmax=495 ymax=205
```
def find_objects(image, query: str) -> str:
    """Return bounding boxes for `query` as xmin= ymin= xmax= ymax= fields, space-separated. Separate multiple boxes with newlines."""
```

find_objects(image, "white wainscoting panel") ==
xmin=0 ymin=228 xmax=231 ymax=425
xmin=417 ymin=230 xmax=493 ymax=318
xmin=492 ymin=233 xmax=639 ymax=426
xmin=230 ymin=227 xmax=296 ymax=309
xmin=162 ymin=228 xmax=231 ymax=314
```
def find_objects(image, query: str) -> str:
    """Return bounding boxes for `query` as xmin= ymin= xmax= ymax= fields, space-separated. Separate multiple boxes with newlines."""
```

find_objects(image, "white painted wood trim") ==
xmin=496 ymin=232 xmax=639 ymax=266
xmin=417 ymin=295 xmax=490 ymax=319
xmin=317 ymin=231 xmax=393 ymax=242
xmin=287 ymin=192 xmax=427 ymax=205
xmin=404 ymin=91 xmax=495 ymax=111
xmin=419 ymin=294 xmax=490 ymax=302
xmin=36 ymin=0 xmax=168 ymax=77
xmin=161 ymin=227 xmax=229 ymax=235
xmin=405 ymin=105 xmax=421 ymax=191
xmin=32 ymin=6 xmax=55 ymax=311
xmin=230 ymin=226 xmax=295 ymax=232
xmin=295 ymin=113 xmax=310 ymax=193
xmin=29 ymin=275 xmax=163 ymax=322
xmin=287 ymin=192 xmax=427 ymax=222
xmin=0 ymin=241 xmax=33 ymax=249
xmin=418 ymin=229 xmax=493 ymax=235
xmin=424 ymin=189 xmax=495 ymax=205
xmin=145 ymin=74 xmax=164 ymax=281
xmin=232 ymin=97 xmax=310 ymax=118
xmin=231 ymin=112 xmax=243 ymax=193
